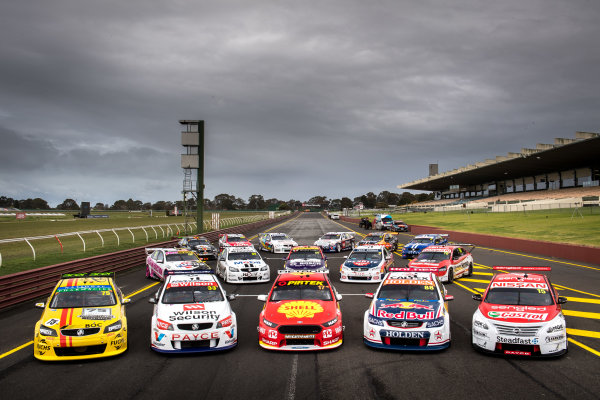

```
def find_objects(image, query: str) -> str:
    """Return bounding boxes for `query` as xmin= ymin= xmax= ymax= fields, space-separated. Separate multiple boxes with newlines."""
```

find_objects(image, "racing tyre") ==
xmin=393 ymin=243 xmax=398 ymax=251
xmin=351 ymin=241 xmax=355 ymax=250
xmin=447 ymin=268 xmax=454 ymax=283
xmin=336 ymin=243 xmax=341 ymax=253
xmin=466 ymin=263 xmax=473 ymax=277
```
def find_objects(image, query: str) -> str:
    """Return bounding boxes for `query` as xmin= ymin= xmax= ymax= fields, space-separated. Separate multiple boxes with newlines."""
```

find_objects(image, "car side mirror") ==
xmin=472 ymin=294 xmax=482 ymax=301
xmin=122 ymin=298 xmax=131 ymax=304
xmin=343 ymin=256 xmax=348 ymax=259
xmin=257 ymin=294 xmax=268 ymax=302
xmin=365 ymin=293 xmax=374 ymax=299
xmin=227 ymin=294 xmax=238 ymax=301
xmin=557 ymin=296 xmax=567 ymax=304
xmin=35 ymin=302 xmax=45 ymax=309
xmin=444 ymin=295 xmax=454 ymax=301
xmin=148 ymin=298 xmax=157 ymax=304
xmin=336 ymin=293 xmax=343 ymax=301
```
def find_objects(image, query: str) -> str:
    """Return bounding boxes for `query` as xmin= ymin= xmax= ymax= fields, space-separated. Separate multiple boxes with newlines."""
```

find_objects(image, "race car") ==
xmin=149 ymin=270 xmax=237 ymax=353
xmin=314 ymin=232 xmax=355 ymax=252
xmin=389 ymin=220 xmax=409 ymax=232
xmin=218 ymin=233 xmax=253 ymax=253
xmin=340 ymin=245 xmax=394 ymax=283
xmin=177 ymin=235 xmax=218 ymax=260
xmin=258 ymin=232 xmax=298 ymax=253
xmin=363 ymin=269 xmax=453 ymax=351
xmin=358 ymin=232 xmax=399 ymax=251
xmin=471 ymin=267 xmax=568 ymax=357
xmin=330 ymin=213 xmax=340 ymax=220
xmin=408 ymin=244 xmax=474 ymax=282
xmin=283 ymin=246 xmax=328 ymax=272
xmin=145 ymin=248 xmax=211 ymax=280
xmin=359 ymin=217 xmax=372 ymax=230
xmin=373 ymin=214 xmax=393 ymax=230
xmin=34 ymin=272 xmax=129 ymax=361
xmin=257 ymin=271 xmax=343 ymax=351
xmin=216 ymin=246 xmax=270 ymax=283
xmin=401 ymin=234 xmax=448 ymax=259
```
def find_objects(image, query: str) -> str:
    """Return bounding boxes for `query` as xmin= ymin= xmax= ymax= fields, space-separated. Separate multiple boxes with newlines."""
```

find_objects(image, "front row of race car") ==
xmin=33 ymin=264 xmax=568 ymax=359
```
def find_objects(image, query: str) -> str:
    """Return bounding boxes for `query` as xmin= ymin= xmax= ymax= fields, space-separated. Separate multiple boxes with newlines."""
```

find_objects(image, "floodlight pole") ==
xmin=180 ymin=120 xmax=205 ymax=235
xmin=197 ymin=121 xmax=204 ymax=234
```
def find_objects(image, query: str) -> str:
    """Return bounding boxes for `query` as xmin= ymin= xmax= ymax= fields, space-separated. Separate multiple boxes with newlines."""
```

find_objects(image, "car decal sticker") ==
xmin=277 ymin=301 xmax=324 ymax=319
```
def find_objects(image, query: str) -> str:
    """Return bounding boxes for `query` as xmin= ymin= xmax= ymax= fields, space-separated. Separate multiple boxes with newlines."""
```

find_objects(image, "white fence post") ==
xmin=158 ymin=226 xmax=165 ymax=238
xmin=128 ymin=228 xmax=135 ymax=242
xmin=96 ymin=231 xmax=104 ymax=247
xmin=151 ymin=226 xmax=158 ymax=239
xmin=25 ymin=238 xmax=36 ymax=261
xmin=112 ymin=229 xmax=120 ymax=246
xmin=142 ymin=227 xmax=148 ymax=242
xmin=76 ymin=233 xmax=86 ymax=252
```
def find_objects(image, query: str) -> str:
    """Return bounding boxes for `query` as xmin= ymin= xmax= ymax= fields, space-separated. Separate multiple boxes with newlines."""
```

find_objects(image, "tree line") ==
xmin=0 ymin=191 xmax=433 ymax=212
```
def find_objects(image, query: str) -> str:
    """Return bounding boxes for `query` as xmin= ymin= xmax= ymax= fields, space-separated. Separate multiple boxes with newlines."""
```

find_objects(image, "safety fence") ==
xmin=0 ymin=212 xmax=297 ymax=310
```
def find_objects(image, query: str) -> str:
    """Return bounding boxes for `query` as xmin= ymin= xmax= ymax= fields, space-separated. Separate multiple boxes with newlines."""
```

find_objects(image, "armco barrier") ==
xmin=0 ymin=212 xmax=298 ymax=310
xmin=341 ymin=216 xmax=600 ymax=266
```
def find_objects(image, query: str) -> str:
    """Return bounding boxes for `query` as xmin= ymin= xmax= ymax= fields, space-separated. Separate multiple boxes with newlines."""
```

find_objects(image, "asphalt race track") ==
xmin=1 ymin=213 xmax=599 ymax=400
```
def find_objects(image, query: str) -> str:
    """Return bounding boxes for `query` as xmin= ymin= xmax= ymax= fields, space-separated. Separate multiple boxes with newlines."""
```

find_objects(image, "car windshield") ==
xmin=228 ymin=251 xmax=261 ymax=261
xmin=349 ymin=250 xmax=382 ymax=261
xmin=378 ymin=283 xmax=439 ymax=301
xmin=50 ymin=286 xmax=117 ymax=308
xmin=321 ymin=234 xmax=340 ymax=240
xmin=289 ymin=250 xmax=322 ymax=260
xmin=188 ymin=239 xmax=210 ymax=247
xmin=162 ymin=284 xmax=223 ymax=303
xmin=382 ymin=218 xmax=392 ymax=223
xmin=412 ymin=238 xmax=434 ymax=244
xmin=416 ymin=252 xmax=450 ymax=262
xmin=166 ymin=253 xmax=198 ymax=262
xmin=271 ymin=235 xmax=289 ymax=241
xmin=393 ymin=221 xmax=405 ymax=225
xmin=270 ymin=280 xmax=333 ymax=301
xmin=485 ymin=287 xmax=554 ymax=306
xmin=364 ymin=235 xmax=383 ymax=241
xmin=227 ymin=236 xmax=247 ymax=242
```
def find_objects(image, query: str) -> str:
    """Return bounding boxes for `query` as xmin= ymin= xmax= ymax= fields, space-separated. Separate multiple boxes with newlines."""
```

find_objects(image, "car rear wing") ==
xmin=144 ymin=247 xmax=176 ymax=256
xmin=61 ymin=272 xmax=115 ymax=279
xmin=492 ymin=266 xmax=551 ymax=271
xmin=389 ymin=267 xmax=438 ymax=273
xmin=449 ymin=243 xmax=476 ymax=252
xmin=277 ymin=268 xmax=329 ymax=274
xmin=164 ymin=269 xmax=215 ymax=276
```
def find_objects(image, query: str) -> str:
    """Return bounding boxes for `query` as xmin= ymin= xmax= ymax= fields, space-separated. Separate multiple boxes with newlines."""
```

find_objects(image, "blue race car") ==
xmin=401 ymin=234 xmax=448 ymax=259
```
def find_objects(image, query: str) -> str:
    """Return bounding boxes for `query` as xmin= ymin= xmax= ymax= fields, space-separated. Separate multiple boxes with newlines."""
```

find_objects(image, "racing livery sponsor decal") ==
xmin=172 ymin=332 xmax=219 ymax=341
xmin=154 ymin=332 xmax=167 ymax=341
xmin=56 ymin=285 xmax=112 ymax=292
xmin=377 ymin=310 xmax=435 ymax=320
xmin=384 ymin=279 xmax=434 ymax=285
xmin=168 ymin=281 xmax=216 ymax=288
xmin=490 ymin=282 xmax=548 ymax=289
xmin=382 ymin=302 xmax=433 ymax=311
xmin=183 ymin=304 xmax=206 ymax=310
xmin=487 ymin=311 xmax=548 ymax=321
xmin=156 ymin=318 xmax=171 ymax=330
xmin=545 ymin=334 xmax=565 ymax=343
xmin=168 ymin=310 xmax=219 ymax=321
xmin=351 ymin=260 xmax=371 ymax=267
xmin=44 ymin=318 xmax=59 ymax=326
xmin=278 ymin=280 xmax=326 ymax=286
xmin=496 ymin=336 xmax=540 ymax=345
xmin=111 ymin=333 xmax=125 ymax=350
xmin=79 ymin=308 xmax=112 ymax=320
xmin=380 ymin=330 xmax=429 ymax=338
xmin=504 ymin=350 xmax=531 ymax=356
xmin=277 ymin=301 xmax=324 ymax=319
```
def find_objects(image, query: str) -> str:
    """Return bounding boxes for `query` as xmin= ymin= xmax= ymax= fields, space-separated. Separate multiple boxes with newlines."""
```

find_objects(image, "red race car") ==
xmin=257 ymin=271 xmax=343 ymax=351
xmin=407 ymin=244 xmax=474 ymax=283
xmin=218 ymin=233 xmax=253 ymax=253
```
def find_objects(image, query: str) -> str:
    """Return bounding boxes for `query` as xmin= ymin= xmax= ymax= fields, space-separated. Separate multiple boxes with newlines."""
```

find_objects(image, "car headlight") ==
xmin=426 ymin=317 xmax=445 ymax=328
xmin=262 ymin=317 xmax=277 ymax=328
xmin=104 ymin=320 xmax=123 ymax=333
xmin=260 ymin=266 xmax=268 ymax=271
xmin=367 ymin=314 xmax=384 ymax=326
xmin=323 ymin=317 xmax=338 ymax=327
xmin=39 ymin=324 xmax=58 ymax=337
xmin=230 ymin=267 xmax=240 ymax=272
xmin=217 ymin=315 xmax=233 ymax=328
xmin=438 ymin=266 xmax=447 ymax=272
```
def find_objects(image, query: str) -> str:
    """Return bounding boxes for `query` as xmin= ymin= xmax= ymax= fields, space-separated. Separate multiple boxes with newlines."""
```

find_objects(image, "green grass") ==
xmin=0 ymin=210 xmax=270 ymax=275
xmin=381 ymin=207 xmax=600 ymax=247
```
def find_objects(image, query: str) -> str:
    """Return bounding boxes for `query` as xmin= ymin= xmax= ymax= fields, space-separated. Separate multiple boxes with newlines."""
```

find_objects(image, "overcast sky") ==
xmin=1 ymin=0 xmax=599 ymax=207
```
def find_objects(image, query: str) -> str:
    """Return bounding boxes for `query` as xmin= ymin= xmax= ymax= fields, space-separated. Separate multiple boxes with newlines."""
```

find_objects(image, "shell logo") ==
xmin=277 ymin=301 xmax=324 ymax=319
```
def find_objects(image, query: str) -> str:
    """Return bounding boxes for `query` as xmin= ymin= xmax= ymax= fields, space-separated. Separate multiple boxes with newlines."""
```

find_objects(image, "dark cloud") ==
xmin=1 ymin=0 xmax=599 ymax=206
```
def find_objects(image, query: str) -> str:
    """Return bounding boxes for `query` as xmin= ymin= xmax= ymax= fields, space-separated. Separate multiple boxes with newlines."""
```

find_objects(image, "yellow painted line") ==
xmin=453 ymin=281 xmax=479 ymax=294
xmin=458 ymin=278 xmax=491 ymax=284
xmin=474 ymin=288 xmax=486 ymax=292
xmin=568 ymin=338 xmax=600 ymax=357
xmin=0 ymin=341 xmax=34 ymax=360
xmin=564 ymin=297 xmax=600 ymax=305
xmin=0 ymin=280 xmax=162 ymax=360
xmin=567 ymin=328 xmax=600 ymax=339
xmin=474 ymin=266 xmax=488 ymax=270
xmin=562 ymin=310 xmax=600 ymax=320
xmin=472 ymin=272 xmax=494 ymax=276
xmin=474 ymin=263 xmax=492 ymax=269
xmin=476 ymin=246 xmax=600 ymax=272
xmin=554 ymin=285 xmax=600 ymax=299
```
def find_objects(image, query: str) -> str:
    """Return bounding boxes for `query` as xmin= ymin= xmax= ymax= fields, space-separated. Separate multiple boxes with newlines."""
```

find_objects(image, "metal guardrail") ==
xmin=0 ymin=212 xmax=297 ymax=310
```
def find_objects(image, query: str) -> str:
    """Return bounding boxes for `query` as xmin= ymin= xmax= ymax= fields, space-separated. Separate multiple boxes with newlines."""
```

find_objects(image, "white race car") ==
xmin=363 ymin=269 xmax=453 ymax=351
xmin=258 ymin=232 xmax=298 ymax=253
xmin=145 ymin=248 xmax=211 ymax=280
xmin=314 ymin=232 xmax=355 ymax=253
xmin=216 ymin=246 xmax=270 ymax=283
xmin=149 ymin=270 xmax=237 ymax=353
xmin=340 ymin=245 xmax=394 ymax=283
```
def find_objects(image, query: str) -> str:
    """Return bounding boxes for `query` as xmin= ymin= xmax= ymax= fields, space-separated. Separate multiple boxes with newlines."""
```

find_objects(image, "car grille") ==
xmin=348 ymin=276 xmax=370 ymax=280
xmin=177 ymin=323 xmax=213 ymax=331
xmin=54 ymin=344 xmax=107 ymax=357
xmin=351 ymin=267 xmax=370 ymax=272
xmin=242 ymin=276 xmax=258 ymax=281
xmin=285 ymin=339 xmax=315 ymax=346
xmin=387 ymin=338 xmax=428 ymax=347
xmin=241 ymin=266 xmax=260 ymax=272
xmin=494 ymin=323 xmax=541 ymax=337
xmin=387 ymin=321 xmax=422 ymax=328
xmin=178 ymin=340 xmax=212 ymax=349
xmin=278 ymin=325 xmax=322 ymax=334
xmin=61 ymin=328 xmax=101 ymax=336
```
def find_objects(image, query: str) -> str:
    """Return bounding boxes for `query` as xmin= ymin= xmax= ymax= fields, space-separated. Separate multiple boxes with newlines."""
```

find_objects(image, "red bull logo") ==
xmin=377 ymin=309 xmax=435 ymax=320
xmin=383 ymin=302 xmax=433 ymax=311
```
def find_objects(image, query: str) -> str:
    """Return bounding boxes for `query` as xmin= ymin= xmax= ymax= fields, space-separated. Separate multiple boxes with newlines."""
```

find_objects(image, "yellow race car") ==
xmin=33 ymin=272 xmax=129 ymax=361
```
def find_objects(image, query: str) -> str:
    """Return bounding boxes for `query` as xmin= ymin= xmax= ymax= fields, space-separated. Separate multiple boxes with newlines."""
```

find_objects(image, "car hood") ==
xmin=408 ymin=259 xmax=446 ymax=268
xmin=478 ymin=303 xmax=560 ymax=323
xmin=157 ymin=302 xmax=230 ymax=324
xmin=225 ymin=241 xmax=252 ymax=247
xmin=314 ymin=239 xmax=339 ymax=246
xmin=344 ymin=259 xmax=381 ymax=268
xmin=165 ymin=261 xmax=204 ymax=270
xmin=371 ymin=299 xmax=442 ymax=321
xmin=403 ymin=243 xmax=431 ymax=251
xmin=41 ymin=305 xmax=122 ymax=330
xmin=272 ymin=240 xmax=296 ymax=246
xmin=264 ymin=300 xmax=337 ymax=324
xmin=227 ymin=259 xmax=265 ymax=267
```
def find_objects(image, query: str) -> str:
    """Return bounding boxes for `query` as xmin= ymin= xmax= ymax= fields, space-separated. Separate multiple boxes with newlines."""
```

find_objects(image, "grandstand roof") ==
xmin=398 ymin=132 xmax=600 ymax=191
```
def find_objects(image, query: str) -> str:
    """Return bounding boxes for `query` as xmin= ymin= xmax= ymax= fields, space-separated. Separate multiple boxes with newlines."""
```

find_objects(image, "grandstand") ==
xmin=399 ymin=132 xmax=600 ymax=212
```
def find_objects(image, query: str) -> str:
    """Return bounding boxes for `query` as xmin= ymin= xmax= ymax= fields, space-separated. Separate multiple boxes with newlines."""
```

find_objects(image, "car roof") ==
xmin=420 ymin=245 xmax=457 ymax=252
xmin=291 ymin=246 xmax=320 ymax=251
xmin=276 ymin=271 xmax=329 ymax=282
xmin=165 ymin=250 xmax=196 ymax=255
xmin=491 ymin=272 xmax=549 ymax=284
xmin=385 ymin=271 xmax=436 ymax=282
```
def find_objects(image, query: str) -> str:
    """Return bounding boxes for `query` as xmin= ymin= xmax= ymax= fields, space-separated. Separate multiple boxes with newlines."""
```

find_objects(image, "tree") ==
xmin=213 ymin=194 xmax=237 ymax=210
xmin=94 ymin=203 xmax=105 ymax=210
xmin=0 ymin=196 xmax=15 ymax=208
xmin=278 ymin=203 xmax=290 ymax=210
xmin=247 ymin=194 xmax=266 ymax=210
xmin=307 ymin=196 xmax=329 ymax=208
xmin=56 ymin=198 xmax=80 ymax=210
xmin=111 ymin=200 xmax=128 ymax=210
xmin=340 ymin=197 xmax=353 ymax=209
xmin=329 ymin=198 xmax=341 ymax=210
